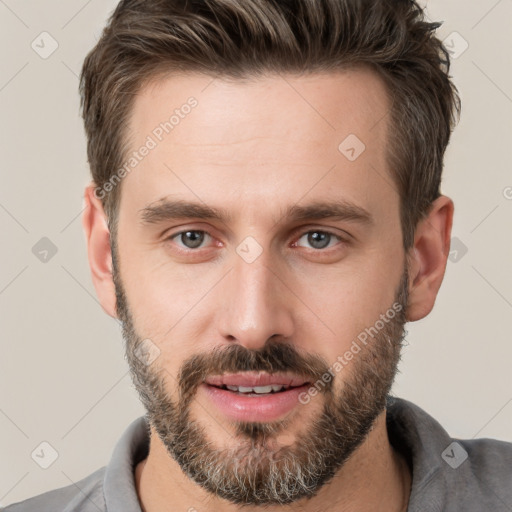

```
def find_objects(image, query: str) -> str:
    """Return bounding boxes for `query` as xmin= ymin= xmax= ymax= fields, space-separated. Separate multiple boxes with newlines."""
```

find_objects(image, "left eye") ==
xmin=170 ymin=230 xmax=212 ymax=249
xmin=295 ymin=230 xmax=342 ymax=250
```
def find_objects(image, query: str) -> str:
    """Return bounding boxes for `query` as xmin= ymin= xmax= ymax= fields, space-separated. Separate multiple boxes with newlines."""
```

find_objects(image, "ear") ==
xmin=82 ymin=183 xmax=118 ymax=319
xmin=405 ymin=195 xmax=454 ymax=321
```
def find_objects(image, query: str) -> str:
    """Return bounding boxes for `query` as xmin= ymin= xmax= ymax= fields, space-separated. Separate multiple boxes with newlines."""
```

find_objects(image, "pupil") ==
xmin=182 ymin=231 xmax=204 ymax=249
xmin=308 ymin=232 xmax=330 ymax=249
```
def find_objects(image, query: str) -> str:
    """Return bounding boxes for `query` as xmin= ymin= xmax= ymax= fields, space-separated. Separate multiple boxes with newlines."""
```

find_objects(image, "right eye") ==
xmin=168 ymin=230 xmax=213 ymax=250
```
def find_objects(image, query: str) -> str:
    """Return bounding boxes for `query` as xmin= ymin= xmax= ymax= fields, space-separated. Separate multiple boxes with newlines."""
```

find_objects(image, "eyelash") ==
xmin=166 ymin=228 xmax=347 ymax=253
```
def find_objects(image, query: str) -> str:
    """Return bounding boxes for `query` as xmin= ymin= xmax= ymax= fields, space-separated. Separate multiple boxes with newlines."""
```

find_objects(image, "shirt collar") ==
xmin=386 ymin=396 xmax=451 ymax=511
xmin=103 ymin=415 xmax=149 ymax=512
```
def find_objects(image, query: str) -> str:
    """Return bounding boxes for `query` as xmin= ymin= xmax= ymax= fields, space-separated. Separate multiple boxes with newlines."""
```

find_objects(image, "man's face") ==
xmin=112 ymin=68 xmax=409 ymax=505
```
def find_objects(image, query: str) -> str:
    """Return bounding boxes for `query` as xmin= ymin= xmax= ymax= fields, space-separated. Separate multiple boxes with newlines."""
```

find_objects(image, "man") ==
xmin=5 ymin=0 xmax=512 ymax=511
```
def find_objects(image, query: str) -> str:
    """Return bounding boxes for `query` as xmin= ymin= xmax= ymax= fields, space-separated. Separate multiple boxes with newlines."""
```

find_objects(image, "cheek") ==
xmin=119 ymin=249 xmax=223 ymax=373
xmin=291 ymin=256 xmax=402 ymax=359
xmin=116 ymin=215 xmax=208 ymax=327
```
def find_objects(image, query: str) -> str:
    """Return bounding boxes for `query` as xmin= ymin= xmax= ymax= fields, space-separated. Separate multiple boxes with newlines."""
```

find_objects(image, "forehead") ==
xmin=128 ymin=66 xmax=390 ymax=149
xmin=120 ymin=67 xmax=398 ymax=231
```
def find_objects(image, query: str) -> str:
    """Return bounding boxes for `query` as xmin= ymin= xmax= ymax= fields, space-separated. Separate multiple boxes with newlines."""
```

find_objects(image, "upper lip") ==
xmin=204 ymin=372 xmax=310 ymax=388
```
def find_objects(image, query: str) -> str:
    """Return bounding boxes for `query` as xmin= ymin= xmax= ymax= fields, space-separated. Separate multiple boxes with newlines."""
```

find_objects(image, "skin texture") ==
xmin=82 ymin=67 xmax=454 ymax=512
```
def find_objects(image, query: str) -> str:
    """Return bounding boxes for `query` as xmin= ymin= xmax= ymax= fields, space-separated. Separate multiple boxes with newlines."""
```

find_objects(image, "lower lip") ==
xmin=200 ymin=383 xmax=312 ymax=423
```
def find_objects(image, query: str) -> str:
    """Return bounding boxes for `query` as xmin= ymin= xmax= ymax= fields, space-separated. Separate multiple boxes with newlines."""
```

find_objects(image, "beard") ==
xmin=112 ymin=247 xmax=409 ymax=506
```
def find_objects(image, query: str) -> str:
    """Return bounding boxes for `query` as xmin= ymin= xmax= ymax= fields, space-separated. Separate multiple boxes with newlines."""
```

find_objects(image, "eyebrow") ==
xmin=139 ymin=198 xmax=373 ymax=227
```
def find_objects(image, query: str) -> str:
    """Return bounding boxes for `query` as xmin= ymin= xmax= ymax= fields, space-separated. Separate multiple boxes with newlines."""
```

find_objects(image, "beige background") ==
xmin=1 ymin=0 xmax=511 ymax=507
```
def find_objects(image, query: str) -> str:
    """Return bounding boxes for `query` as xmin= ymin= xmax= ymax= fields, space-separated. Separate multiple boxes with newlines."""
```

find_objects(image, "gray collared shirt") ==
xmin=4 ymin=397 xmax=512 ymax=511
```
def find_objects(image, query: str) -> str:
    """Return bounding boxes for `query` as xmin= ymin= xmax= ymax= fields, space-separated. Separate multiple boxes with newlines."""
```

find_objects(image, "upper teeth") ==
xmin=225 ymin=384 xmax=289 ymax=393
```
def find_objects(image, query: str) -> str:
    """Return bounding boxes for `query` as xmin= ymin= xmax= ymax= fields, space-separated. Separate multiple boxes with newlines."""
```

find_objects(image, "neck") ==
xmin=135 ymin=409 xmax=411 ymax=512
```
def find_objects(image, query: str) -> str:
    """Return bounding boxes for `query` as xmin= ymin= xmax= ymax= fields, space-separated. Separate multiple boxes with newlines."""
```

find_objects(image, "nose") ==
xmin=217 ymin=246 xmax=295 ymax=351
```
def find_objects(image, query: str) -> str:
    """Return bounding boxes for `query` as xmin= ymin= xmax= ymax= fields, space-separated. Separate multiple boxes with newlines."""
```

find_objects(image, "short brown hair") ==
xmin=79 ymin=0 xmax=461 ymax=250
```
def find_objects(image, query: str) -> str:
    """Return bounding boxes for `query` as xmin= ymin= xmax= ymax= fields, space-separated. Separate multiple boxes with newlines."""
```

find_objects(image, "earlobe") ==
xmin=405 ymin=195 xmax=454 ymax=322
xmin=82 ymin=184 xmax=118 ymax=319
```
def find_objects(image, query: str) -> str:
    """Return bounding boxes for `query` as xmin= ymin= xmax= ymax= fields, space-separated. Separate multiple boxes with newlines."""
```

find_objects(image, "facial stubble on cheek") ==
xmin=112 ymin=245 xmax=409 ymax=506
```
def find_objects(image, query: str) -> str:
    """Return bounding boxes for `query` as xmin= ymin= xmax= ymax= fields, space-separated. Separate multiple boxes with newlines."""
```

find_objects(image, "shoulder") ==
xmin=457 ymin=436 xmax=512 ymax=487
xmin=2 ymin=466 xmax=106 ymax=512
xmin=387 ymin=397 xmax=512 ymax=511
xmin=434 ymin=436 xmax=512 ymax=511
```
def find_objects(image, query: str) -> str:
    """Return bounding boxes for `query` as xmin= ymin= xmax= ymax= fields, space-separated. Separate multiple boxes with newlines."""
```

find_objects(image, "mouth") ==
xmin=204 ymin=371 xmax=310 ymax=390
xmin=200 ymin=373 xmax=313 ymax=422
xmin=206 ymin=382 xmax=309 ymax=396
